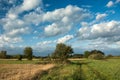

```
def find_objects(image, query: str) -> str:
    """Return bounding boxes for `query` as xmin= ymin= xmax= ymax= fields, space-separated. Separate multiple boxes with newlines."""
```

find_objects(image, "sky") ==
xmin=0 ymin=0 xmax=120 ymax=56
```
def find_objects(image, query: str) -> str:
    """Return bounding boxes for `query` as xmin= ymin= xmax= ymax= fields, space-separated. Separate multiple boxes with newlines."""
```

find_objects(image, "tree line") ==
xmin=0 ymin=43 xmax=116 ymax=61
xmin=0 ymin=47 xmax=33 ymax=60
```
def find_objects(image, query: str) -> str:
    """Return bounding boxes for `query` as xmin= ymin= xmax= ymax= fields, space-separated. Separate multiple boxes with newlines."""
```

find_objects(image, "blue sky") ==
xmin=0 ymin=0 xmax=120 ymax=56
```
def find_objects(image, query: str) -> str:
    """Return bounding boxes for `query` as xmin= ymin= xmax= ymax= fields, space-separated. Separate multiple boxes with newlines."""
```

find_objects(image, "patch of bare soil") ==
xmin=0 ymin=64 xmax=54 ymax=80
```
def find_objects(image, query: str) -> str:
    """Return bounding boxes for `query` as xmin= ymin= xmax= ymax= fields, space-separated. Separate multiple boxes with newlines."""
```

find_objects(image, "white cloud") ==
xmin=7 ymin=0 xmax=42 ymax=17
xmin=115 ymin=0 xmax=120 ymax=3
xmin=57 ymin=35 xmax=74 ymax=43
xmin=21 ymin=0 xmax=41 ymax=11
xmin=7 ymin=13 xmax=17 ymax=20
xmin=78 ymin=20 xmax=120 ymax=40
xmin=37 ymin=41 xmax=53 ymax=45
xmin=81 ymin=22 xmax=89 ymax=27
xmin=96 ymin=13 xmax=107 ymax=20
xmin=0 ymin=0 xmax=43 ymax=50
xmin=0 ymin=16 xmax=31 ymax=46
xmin=106 ymin=1 xmax=114 ymax=7
xmin=42 ymin=5 xmax=91 ymax=36
xmin=6 ymin=27 xmax=30 ymax=37
xmin=44 ymin=23 xmax=61 ymax=36
xmin=44 ymin=23 xmax=72 ymax=36
xmin=0 ymin=35 xmax=23 ymax=44
xmin=23 ymin=5 xmax=91 ymax=36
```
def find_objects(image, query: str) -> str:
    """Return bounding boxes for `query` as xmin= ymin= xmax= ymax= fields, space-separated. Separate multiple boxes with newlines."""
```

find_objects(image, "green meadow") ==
xmin=40 ymin=58 xmax=120 ymax=80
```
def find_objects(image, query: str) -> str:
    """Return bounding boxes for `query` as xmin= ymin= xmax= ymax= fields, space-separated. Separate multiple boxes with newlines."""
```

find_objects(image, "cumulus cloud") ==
xmin=43 ymin=5 xmax=91 ymax=36
xmin=9 ymin=0 xmax=42 ymax=15
xmin=0 ymin=35 xmax=23 ymax=44
xmin=0 ymin=0 xmax=43 ymax=46
xmin=23 ymin=5 xmax=91 ymax=37
xmin=96 ymin=13 xmax=107 ymax=20
xmin=115 ymin=0 xmax=120 ymax=3
xmin=106 ymin=0 xmax=120 ymax=8
xmin=21 ymin=0 xmax=41 ymax=11
xmin=78 ymin=20 xmax=120 ymax=41
xmin=106 ymin=1 xmax=114 ymax=7
xmin=44 ymin=23 xmax=71 ymax=36
xmin=37 ymin=41 xmax=54 ymax=45
xmin=57 ymin=35 xmax=74 ymax=43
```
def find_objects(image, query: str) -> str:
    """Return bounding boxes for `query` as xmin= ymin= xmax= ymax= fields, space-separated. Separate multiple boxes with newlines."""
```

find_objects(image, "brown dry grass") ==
xmin=0 ymin=64 xmax=54 ymax=80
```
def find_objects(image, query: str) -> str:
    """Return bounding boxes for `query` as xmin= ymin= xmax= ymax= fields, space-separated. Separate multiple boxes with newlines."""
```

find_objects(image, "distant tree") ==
xmin=88 ymin=50 xmax=105 ymax=60
xmin=84 ymin=51 xmax=90 ymax=58
xmin=52 ymin=43 xmax=73 ymax=62
xmin=72 ymin=54 xmax=83 ymax=58
xmin=88 ymin=53 xmax=104 ymax=60
xmin=106 ymin=54 xmax=113 ymax=58
xmin=0 ymin=51 xmax=7 ymax=59
xmin=17 ymin=55 xmax=22 ymax=60
xmin=24 ymin=47 xmax=33 ymax=60
xmin=90 ymin=50 xmax=104 ymax=55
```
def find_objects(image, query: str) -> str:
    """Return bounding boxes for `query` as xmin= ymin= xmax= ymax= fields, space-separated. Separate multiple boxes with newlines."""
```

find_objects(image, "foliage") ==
xmin=24 ymin=47 xmax=33 ymax=60
xmin=52 ymin=43 xmax=73 ymax=62
xmin=88 ymin=53 xmax=104 ymax=60
xmin=84 ymin=50 xmax=105 ymax=59
xmin=106 ymin=54 xmax=113 ymax=58
xmin=84 ymin=51 xmax=90 ymax=58
xmin=0 ymin=51 xmax=7 ymax=59
xmin=72 ymin=54 xmax=83 ymax=58
xmin=16 ymin=55 xmax=23 ymax=60
xmin=90 ymin=50 xmax=104 ymax=55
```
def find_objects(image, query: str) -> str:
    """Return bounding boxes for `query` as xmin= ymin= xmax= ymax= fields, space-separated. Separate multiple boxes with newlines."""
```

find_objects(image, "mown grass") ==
xmin=40 ymin=58 xmax=120 ymax=80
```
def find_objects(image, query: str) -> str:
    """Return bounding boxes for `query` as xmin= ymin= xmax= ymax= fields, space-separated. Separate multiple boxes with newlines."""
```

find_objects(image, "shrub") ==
xmin=24 ymin=47 xmax=33 ymax=60
xmin=88 ymin=53 xmax=104 ymax=60
xmin=17 ymin=55 xmax=22 ymax=60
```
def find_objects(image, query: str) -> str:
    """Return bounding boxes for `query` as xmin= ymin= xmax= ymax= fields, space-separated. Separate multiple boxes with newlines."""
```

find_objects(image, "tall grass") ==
xmin=40 ymin=58 xmax=120 ymax=80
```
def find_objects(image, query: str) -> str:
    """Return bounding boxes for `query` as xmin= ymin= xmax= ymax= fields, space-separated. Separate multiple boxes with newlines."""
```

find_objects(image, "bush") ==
xmin=106 ymin=54 xmax=113 ymax=58
xmin=88 ymin=53 xmax=104 ymax=60
xmin=17 ymin=55 xmax=22 ymax=60
xmin=24 ymin=47 xmax=33 ymax=60
xmin=52 ymin=43 xmax=73 ymax=63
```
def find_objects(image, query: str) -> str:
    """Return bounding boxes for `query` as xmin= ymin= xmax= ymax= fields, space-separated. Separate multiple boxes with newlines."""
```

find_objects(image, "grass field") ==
xmin=0 ymin=58 xmax=120 ymax=80
xmin=40 ymin=58 xmax=120 ymax=80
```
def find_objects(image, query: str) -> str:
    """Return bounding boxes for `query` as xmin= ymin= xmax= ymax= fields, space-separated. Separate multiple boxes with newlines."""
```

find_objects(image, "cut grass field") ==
xmin=0 ymin=59 xmax=54 ymax=80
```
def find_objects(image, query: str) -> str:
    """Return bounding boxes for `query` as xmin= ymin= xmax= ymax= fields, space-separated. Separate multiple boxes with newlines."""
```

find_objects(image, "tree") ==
xmin=72 ymin=54 xmax=83 ymax=58
xmin=24 ymin=47 xmax=33 ymax=60
xmin=17 ymin=54 xmax=22 ymax=60
xmin=90 ymin=50 xmax=104 ymax=55
xmin=84 ymin=51 xmax=90 ymax=58
xmin=106 ymin=54 xmax=113 ymax=58
xmin=52 ymin=43 xmax=73 ymax=61
xmin=0 ymin=51 xmax=7 ymax=59
xmin=88 ymin=50 xmax=105 ymax=60
xmin=88 ymin=53 xmax=104 ymax=60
